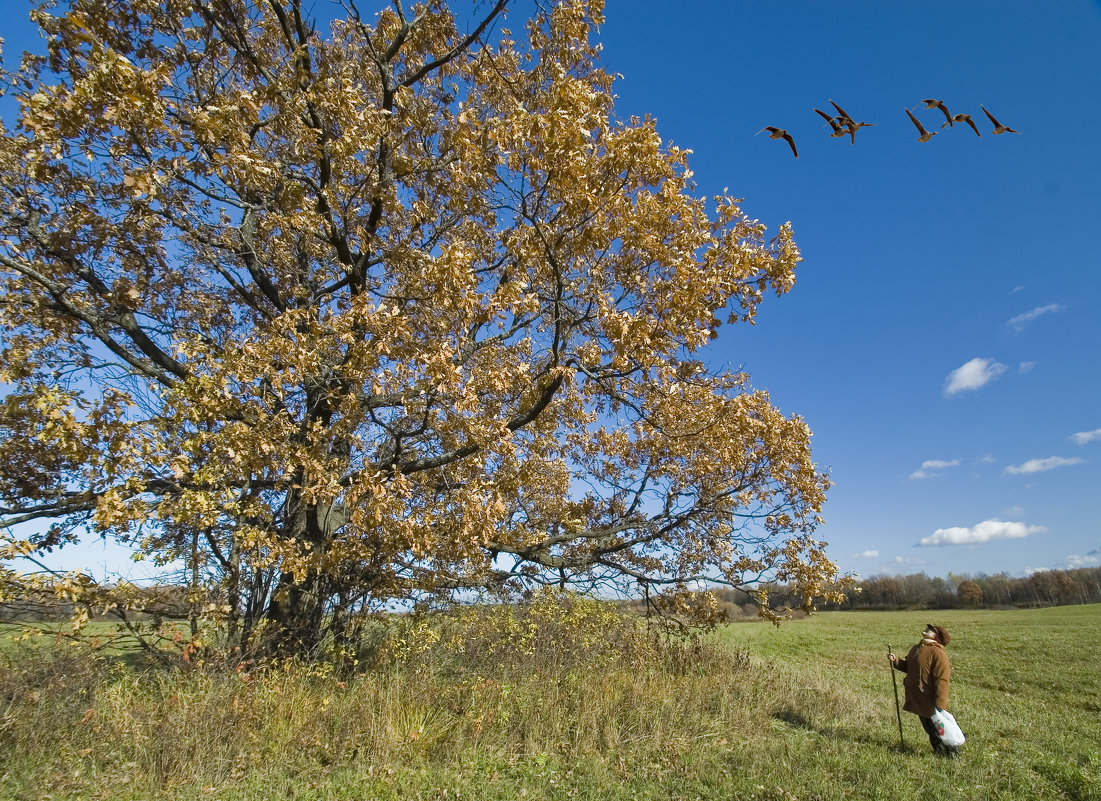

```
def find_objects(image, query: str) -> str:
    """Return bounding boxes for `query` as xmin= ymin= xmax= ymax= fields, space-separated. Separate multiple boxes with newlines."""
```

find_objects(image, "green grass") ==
xmin=0 ymin=620 xmax=178 ymax=671
xmin=2 ymin=605 xmax=1098 ymax=800
xmin=716 ymin=606 xmax=1101 ymax=800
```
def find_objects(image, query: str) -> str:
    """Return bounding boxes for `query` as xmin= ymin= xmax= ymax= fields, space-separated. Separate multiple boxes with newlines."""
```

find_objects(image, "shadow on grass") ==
xmin=771 ymin=709 xmax=925 ymax=756
xmin=772 ymin=708 xmax=811 ymax=729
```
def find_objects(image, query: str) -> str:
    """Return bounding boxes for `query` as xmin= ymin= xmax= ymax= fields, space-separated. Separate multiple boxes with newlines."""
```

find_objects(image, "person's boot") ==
xmin=934 ymin=744 xmax=960 ymax=759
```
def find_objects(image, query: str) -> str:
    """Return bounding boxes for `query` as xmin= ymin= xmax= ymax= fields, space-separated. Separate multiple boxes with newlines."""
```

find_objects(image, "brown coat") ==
xmin=894 ymin=638 xmax=950 ymax=718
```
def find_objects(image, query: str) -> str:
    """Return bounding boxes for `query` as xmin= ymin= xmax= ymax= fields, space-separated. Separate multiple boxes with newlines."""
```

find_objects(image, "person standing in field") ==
xmin=889 ymin=624 xmax=959 ymax=758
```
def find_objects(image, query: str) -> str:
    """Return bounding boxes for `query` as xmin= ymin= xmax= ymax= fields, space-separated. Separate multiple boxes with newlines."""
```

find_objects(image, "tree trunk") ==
xmin=266 ymin=570 xmax=326 ymax=655
xmin=263 ymin=486 xmax=328 ymax=656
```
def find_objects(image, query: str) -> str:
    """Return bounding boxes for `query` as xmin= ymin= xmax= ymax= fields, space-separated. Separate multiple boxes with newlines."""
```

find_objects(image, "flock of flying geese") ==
xmin=757 ymin=99 xmax=1019 ymax=158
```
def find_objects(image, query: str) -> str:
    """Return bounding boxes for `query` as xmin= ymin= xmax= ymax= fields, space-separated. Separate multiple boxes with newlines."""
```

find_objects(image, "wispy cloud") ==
xmin=1004 ymin=456 xmax=1084 ymax=475
xmin=1071 ymin=428 xmax=1101 ymax=446
xmin=909 ymin=459 xmax=961 ymax=480
xmin=1006 ymin=303 xmax=1064 ymax=331
xmin=1029 ymin=553 xmax=1101 ymax=573
xmin=1019 ymin=361 xmax=1037 ymax=373
xmin=887 ymin=556 xmax=927 ymax=569
xmin=852 ymin=550 xmax=880 ymax=559
xmin=918 ymin=519 xmax=1046 ymax=547
xmin=944 ymin=358 xmax=1007 ymax=396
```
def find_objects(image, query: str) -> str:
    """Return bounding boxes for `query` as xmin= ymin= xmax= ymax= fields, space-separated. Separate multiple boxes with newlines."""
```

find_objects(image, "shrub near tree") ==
xmin=0 ymin=0 xmax=847 ymax=658
xmin=956 ymin=579 xmax=983 ymax=608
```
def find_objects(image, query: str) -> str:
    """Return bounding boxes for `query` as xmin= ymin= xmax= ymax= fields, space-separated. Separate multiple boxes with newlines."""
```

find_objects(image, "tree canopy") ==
xmin=0 ymin=0 xmax=845 ymax=655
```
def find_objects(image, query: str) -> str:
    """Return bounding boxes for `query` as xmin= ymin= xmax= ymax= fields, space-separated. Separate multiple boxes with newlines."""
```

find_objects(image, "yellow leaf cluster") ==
xmin=0 ymin=0 xmax=843 ymax=650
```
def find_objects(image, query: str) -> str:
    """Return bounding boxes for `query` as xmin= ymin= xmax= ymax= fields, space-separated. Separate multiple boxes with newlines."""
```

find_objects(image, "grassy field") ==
xmin=2 ymin=604 xmax=1098 ymax=801
xmin=715 ymin=606 xmax=1101 ymax=800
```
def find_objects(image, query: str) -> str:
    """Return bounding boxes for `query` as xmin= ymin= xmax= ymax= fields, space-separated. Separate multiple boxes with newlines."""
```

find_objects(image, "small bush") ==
xmin=435 ymin=589 xmax=659 ymax=674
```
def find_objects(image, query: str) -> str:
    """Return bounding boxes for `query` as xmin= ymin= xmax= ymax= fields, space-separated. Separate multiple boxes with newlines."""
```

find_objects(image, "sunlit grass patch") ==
xmin=2 ymin=604 xmax=1099 ymax=800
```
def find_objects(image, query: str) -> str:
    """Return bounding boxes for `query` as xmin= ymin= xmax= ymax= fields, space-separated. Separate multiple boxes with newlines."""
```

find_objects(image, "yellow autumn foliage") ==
xmin=1 ymin=0 xmax=848 ymax=655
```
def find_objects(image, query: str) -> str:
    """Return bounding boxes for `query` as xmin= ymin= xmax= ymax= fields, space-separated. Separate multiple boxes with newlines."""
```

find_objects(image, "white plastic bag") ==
xmin=930 ymin=708 xmax=965 ymax=747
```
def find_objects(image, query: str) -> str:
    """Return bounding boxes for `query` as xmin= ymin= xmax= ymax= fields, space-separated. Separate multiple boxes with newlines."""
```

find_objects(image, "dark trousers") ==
xmin=920 ymin=716 xmax=960 ymax=758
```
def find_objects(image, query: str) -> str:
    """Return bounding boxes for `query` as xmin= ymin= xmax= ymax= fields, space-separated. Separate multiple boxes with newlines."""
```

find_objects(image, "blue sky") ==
xmin=598 ymin=0 xmax=1101 ymax=579
xmin=3 ymin=1 xmax=1100 ymax=583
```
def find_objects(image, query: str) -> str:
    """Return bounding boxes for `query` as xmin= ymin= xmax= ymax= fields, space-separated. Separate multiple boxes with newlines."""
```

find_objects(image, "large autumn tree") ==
xmin=0 ymin=0 xmax=843 ymax=654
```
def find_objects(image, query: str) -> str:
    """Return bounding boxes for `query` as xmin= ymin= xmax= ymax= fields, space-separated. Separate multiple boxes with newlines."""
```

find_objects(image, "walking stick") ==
xmin=888 ymin=644 xmax=904 ymax=747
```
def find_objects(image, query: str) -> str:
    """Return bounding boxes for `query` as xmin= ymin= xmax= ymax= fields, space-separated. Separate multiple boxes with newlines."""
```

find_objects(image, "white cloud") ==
xmin=1005 ymin=505 xmax=1025 ymax=517
xmin=852 ymin=550 xmax=880 ymax=559
xmin=944 ymin=358 xmax=1007 ymax=396
xmin=1071 ymin=428 xmax=1101 ymax=446
xmin=1004 ymin=456 xmax=1085 ymax=475
xmin=1006 ymin=303 xmax=1064 ymax=331
xmin=1019 ymin=361 xmax=1037 ymax=373
xmin=909 ymin=459 xmax=961 ymax=480
xmin=918 ymin=519 xmax=1046 ymax=547
xmin=974 ymin=455 xmax=996 ymax=466
xmin=921 ymin=459 xmax=960 ymax=471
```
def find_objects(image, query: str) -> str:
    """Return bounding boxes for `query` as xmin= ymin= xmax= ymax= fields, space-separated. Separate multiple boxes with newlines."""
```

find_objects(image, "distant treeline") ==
xmin=5 ymin=567 xmax=1100 ymax=626
xmin=711 ymin=567 xmax=1101 ymax=616
xmin=0 ymin=583 xmax=189 ymax=624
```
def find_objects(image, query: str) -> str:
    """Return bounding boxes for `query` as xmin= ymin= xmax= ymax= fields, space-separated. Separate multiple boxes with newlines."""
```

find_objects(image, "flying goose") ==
xmin=905 ymin=108 xmax=937 ymax=143
xmin=756 ymin=126 xmax=798 ymax=158
xmin=829 ymin=100 xmax=876 ymax=143
xmin=921 ymin=99 xmax=954 ymax=126
xmin=942 ymin=112 xmax=981 ymax=136
xmin=981 ymin=105 xmax=1019 ymax=134
xmin=814 ymin=108 xmax=849 ymax=138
